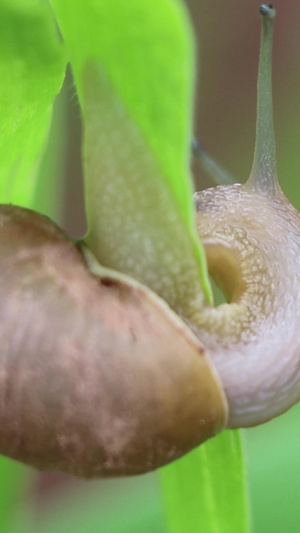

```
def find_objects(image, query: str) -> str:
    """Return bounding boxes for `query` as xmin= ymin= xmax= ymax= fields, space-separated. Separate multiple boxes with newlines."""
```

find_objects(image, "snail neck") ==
xmin=247 ymin=5 xmax=279 ymax=196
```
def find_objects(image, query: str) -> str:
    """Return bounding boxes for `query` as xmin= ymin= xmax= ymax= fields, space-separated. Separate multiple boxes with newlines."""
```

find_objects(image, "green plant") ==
xmin=1 ymin=1 xmax=300 ymax=532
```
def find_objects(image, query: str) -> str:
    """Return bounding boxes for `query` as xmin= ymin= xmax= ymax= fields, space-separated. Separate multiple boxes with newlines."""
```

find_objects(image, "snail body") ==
xmin=191 ymin=4 xmax=300 ymax=429
xmin=195 ymin=183 xmax=300 ymax=428
xmin=0 ymin=5 xmax=299 ymax=477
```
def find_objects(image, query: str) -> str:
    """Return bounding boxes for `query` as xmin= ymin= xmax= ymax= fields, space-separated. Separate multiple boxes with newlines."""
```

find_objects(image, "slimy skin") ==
xmin=192 ymin=5 xmax=300 ymax=428
xmin=195 ymin=183 xmax=300 ymax=428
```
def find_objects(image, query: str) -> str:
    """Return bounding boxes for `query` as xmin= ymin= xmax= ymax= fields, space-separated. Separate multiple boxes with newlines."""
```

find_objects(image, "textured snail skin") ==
xmin=195 ymin=183 xmax=300 ymax=428
xmin=0 ymin=204 xmax=226 ymax=477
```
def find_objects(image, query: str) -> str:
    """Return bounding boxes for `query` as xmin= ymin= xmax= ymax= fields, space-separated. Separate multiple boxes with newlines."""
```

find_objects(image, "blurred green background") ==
xmin=4 ymin=1 xmax=300 ymax=532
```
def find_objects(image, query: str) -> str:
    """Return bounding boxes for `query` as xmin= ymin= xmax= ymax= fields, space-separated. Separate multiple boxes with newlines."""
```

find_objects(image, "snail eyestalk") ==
xmin=247 ymin=4 xmax=278 ymax=194
xmin=192 ymin=139 xmax=235 ymax=185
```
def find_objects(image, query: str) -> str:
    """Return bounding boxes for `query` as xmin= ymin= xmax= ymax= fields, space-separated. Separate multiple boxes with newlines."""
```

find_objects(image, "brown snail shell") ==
xmin=0 ymin=205 xmax=226 ymax=477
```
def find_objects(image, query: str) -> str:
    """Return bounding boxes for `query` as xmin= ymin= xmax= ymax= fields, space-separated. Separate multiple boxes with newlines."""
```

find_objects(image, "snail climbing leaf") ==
xmin=0 ymin=0 xmax=229 ymax=481
xmin=1 ymin=4 xmax=298 ymax=533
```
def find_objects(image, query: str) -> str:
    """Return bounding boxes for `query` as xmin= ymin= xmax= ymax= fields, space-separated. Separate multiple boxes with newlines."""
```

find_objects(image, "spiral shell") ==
xmin=0 ymin=205 xmax=226 ymax=477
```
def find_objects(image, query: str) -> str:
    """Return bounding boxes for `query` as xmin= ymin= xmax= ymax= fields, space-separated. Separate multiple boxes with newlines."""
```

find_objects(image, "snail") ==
xmin=193 ymin=4 xmax=300 ymax=429
xmin=0 ymin=4 xmax=298 ymax=478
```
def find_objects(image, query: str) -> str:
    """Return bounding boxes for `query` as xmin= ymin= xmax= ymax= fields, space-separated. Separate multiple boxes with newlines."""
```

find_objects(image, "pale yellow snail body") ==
xmin=195 ymin=183 xmax=300 ymax=428
xmin=192 ymin=4 xmax=300 ymax=428
xmin=0 ymin=4 xmax=298 ymax=478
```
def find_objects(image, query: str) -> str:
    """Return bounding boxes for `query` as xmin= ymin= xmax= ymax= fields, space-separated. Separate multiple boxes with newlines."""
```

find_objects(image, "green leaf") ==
xmin=38 ymin=474 xmax=165 ymax=533
xmin=160 ymin=431 xmax=250 ymax=533
xmin=0 ymin=0 xmax=66 ymax=207
xmin=0 ymin=456 xmax=32 ymax=533
xmin=247 ymin=403 xmax=300 ymax=533
xmin=50 ymin=0 xmax=212 ymax=316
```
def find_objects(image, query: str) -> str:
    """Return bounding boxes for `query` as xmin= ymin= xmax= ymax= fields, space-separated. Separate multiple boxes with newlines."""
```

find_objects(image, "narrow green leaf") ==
xmin=160 ymin=431 xmax=250 ymax=533
xmin=38 ymin=474 xmax=165 ymax=533
xmin=0 ymin=0 xmax=66 ymax=207
xmin=0 ymin=457 xmax=32 ymax=533
xmin=50 ymin=0 xmax=212 ymax=316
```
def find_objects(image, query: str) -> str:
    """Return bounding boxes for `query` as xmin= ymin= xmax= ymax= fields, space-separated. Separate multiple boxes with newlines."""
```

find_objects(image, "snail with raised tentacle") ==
xmin=0 ymin=4 xmax=298 ymax=478
xmin=194 ymin=4 xmax=300 ymax=429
